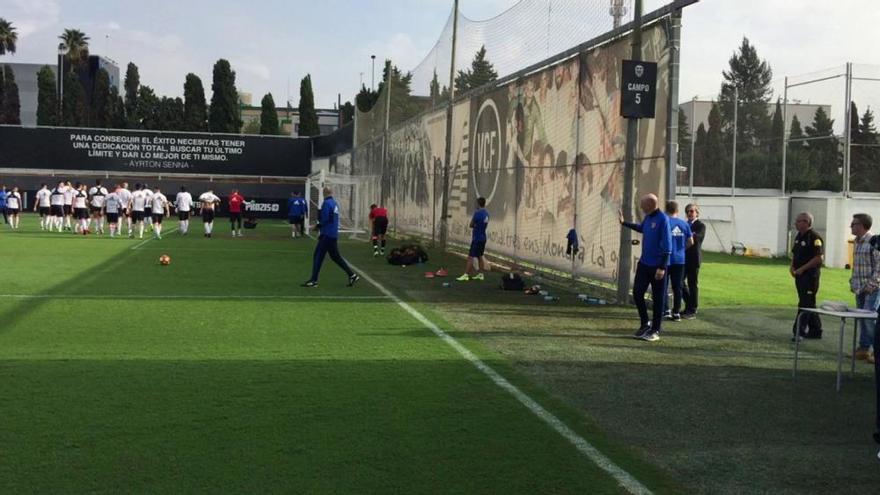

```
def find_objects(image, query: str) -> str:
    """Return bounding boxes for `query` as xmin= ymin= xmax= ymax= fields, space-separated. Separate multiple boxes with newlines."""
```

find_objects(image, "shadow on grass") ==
xmin=526 ymin=359 xmax=879 ymax=495
xmin=0 ymin=358 xmax=653 ymax=495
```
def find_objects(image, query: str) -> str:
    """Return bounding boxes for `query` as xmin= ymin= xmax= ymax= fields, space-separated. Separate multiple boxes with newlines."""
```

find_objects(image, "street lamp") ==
xmin=57 ymin=43 xmax=69 ymax=122
xmin=371 ymin=55 xmax=376 ymax=92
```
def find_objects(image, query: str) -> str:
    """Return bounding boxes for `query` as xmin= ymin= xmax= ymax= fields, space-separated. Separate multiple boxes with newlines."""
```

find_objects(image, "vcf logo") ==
xmin=635 ymin=64 xmax=644 ymax=78
xmin=471 ymin=98 xmax=502 ymax=204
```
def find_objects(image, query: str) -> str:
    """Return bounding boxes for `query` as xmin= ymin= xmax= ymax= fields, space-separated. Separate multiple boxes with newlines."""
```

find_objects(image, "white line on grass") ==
xmin=0 ymin=294 xmax=390 ymax=301
xmin=348 ymin=262 xmax=652 ymax=495
xmin=131 ymin=227 xmax=179 ymax=250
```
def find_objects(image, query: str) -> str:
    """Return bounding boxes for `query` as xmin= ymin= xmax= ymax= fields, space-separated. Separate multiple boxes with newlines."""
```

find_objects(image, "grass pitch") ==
xmin=0 ymin=216 xmax=671 ymax=494
xmin=2 ymin=215 xmax=876 ymax=494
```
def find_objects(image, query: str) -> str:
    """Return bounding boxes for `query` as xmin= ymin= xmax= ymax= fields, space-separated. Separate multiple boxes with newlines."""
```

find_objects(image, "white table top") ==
xmin=799 ymin=307 xmax=879 ymax=319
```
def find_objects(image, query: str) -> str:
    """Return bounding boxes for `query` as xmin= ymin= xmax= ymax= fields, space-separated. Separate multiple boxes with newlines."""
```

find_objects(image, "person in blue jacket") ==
xmin=288 ymin=191 xmax=308 ymax=238
xmin=301 ymin=187 xmax=359 ymax=288
xmin=0 ymin=184 xmax=7 ymax=225
xmin=664 ymin=201 xmax=693 ymax=322
xmin=619 ymin=193 xmax=672 ymax=342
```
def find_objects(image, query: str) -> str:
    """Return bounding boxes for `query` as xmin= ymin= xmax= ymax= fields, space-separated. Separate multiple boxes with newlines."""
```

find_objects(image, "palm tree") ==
xmin=58 ymin=29 xmax=90 ymax=69
xmin=0 ymin=18 xmax=17 ymax=55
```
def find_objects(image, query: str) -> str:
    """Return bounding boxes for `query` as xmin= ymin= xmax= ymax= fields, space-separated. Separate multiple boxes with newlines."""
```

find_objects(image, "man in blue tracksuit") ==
xmin=288 ymin=191 xmax=308 ymax=238
xmin=301 ymin=187 xmax=359 ymax=288
xmin=0 ymin=184 xmax=7 ymax=224
xmin=664 ymin=201 xmax=693 ymax=322
xmin=619 ymin=193 xmax=672 ymax=342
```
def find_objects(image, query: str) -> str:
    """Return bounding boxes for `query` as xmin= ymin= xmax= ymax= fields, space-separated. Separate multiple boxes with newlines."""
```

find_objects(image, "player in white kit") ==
xmin=102 ymin=185 xmax=123 ymax=237
xmin=49 ymin=181 xmax=66 ymax=232
xmin=175 ymin=186 xmax=194 ymax=235
xmin=117 ymin=182 xmax=133 ymax=236
xmin=129 ymin=184 xmax=148 ymax=239
xmin=142 ymin=184 xmax=155 ymax=232
xmin=88 ymin=179 xmax=109 ymax=234
xmin=150 ymin=187 xmax=170 ymax=239
xmin=72 ymin=183 xmax=90 ymax=234
xmin=33 ymin=184 xmax=51 ymax=230
xmin=198 ymin=190 xmax=221 ymax=238
xmin=62 ymin=181 xmax=75 ymax=231
xmin=5 ymin=186 xmax=22 ymax=230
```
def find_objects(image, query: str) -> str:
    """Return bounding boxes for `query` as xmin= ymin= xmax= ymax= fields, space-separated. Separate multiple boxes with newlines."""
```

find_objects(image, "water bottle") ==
xmin=539 ymin=290 xmax=549 ymax=296
xmin=442 ymin=282 xmax=451 ymax=288
xmin=543 ymin=295 xmax=558 ymax=302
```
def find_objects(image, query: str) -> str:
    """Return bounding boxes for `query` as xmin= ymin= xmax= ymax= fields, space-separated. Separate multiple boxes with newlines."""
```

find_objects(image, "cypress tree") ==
xmin=805 ymin=106 xmax=839 ymax=191
xmin=90 ymin=68 xmax=111 ymax=128
xmin=183 ymin=73 xmax=207 ymax=132
xmin=298 ymin=74 xmax=319 ymax=136
xmin=704 ymin=103 xmax=729 ymax=186
xmin=124 ymin=62 xmax=140 ymax=128
xmin=260 ymin=92 xmax=279 ymax=135
xmin=61 ymin=70 xmax=87 ymax=127
xmin=693 ymin=123 xmax=707 ymax=185
xmin=36 ymin=65 xmax=59 ymax=126
xmin=208 ymin=59 xmax=241 ymax=133
xmin=0 ymin=65 xmax=21 ymax=125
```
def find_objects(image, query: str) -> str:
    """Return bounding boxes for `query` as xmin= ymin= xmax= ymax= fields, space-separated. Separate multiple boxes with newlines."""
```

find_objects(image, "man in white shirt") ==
xmin=33 ymin=184 xmax=51 ymax=230
xmin=72 ymin=182 xmax=90 ymax=234
xmin=117 ymin=182 xmax=133 ymax=236
xmin=143 ymin=184 xmax=155 ymax=232
xmin=150 ymin=186 xmax=170 ymax=239
xmin=49 ymin=181 xmax=66 ymax=232
xmin=5 ymin=186 xmax=22 ymax=230
xmin=62 ymin=181 xmax=75 ymax=231
xmin=103 ymin=185 xmax=123 ymax=237
xmin=88 ymin=179 xmax=109 ymax=235
xmin=198 ymin=190 xmax=221 ymax=238
xmin=175 ymin=186 xmax=194 ymax=235
xmin=129 ymin=183 xmax=148 ymax=239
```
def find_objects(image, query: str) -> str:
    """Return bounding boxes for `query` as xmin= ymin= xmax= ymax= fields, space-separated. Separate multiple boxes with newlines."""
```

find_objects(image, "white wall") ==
xmin=676 ymin=194 xmax=880 ymax=269
xmin=677 ymin=195 xmax=790 ymax=258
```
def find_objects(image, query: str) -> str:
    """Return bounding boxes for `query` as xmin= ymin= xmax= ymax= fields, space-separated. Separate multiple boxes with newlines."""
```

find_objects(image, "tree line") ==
xmin=679 ymin=37 xmax=878 ymax=193
xmin=355 ymin=45 xmax=498 ymax=127
xmin=0 ymin=19 xmax=336 ymax=136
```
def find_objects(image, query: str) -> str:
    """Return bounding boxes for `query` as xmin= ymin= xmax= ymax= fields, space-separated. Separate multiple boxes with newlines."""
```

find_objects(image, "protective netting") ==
xmin=352 ymin=6 xmax=673 ymax=288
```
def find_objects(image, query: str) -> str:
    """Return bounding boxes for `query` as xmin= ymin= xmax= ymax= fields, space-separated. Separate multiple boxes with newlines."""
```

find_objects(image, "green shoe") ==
xmin=456 ymin=274 xmax=470 ymax=281
xmin=472 ymin=273 xmax=485 ymax=281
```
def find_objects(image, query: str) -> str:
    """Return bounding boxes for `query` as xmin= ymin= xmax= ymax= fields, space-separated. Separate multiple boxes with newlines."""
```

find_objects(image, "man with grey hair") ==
xmin=791 ymin=212 xmax=824 ymax=341
xmin=849 ymin=213 xmax=880 ymax=363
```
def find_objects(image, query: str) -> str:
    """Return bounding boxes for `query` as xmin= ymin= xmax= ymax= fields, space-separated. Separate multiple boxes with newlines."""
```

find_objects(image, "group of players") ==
xmin=2 ymin=180 xmax=255 ymax=240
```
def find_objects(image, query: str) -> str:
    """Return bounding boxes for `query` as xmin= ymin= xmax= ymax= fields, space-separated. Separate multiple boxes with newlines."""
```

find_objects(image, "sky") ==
xmin=1 ymin=0 xmax=878 ymax=124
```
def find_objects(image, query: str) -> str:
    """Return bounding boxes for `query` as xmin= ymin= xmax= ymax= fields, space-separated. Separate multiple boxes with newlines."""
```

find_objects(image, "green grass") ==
xmin=699 ymin=252 xmax=853 ymax=307
xmin=1 ymin=214 xmax=875 ymax=494
xmin=0 ymin=215 xmax=671 ymax=494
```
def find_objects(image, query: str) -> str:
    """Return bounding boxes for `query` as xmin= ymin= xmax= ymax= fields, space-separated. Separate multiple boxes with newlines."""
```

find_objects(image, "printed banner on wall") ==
xmin=0 ymin=126 xmax=312 ymax=177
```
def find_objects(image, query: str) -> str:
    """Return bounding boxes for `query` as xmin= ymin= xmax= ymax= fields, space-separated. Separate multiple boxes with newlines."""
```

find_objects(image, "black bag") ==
xmin=387 ymin=244 xmax=429 ymax=265
xmin=500 ymin=273 xmax=525 ymax=291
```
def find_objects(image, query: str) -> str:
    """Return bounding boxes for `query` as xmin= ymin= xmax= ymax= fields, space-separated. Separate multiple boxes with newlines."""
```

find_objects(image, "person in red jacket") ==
xmin=369 ymin=204 xmax=389 ymax=256
xmin=228 ymin=189 xmax=249 ymax=237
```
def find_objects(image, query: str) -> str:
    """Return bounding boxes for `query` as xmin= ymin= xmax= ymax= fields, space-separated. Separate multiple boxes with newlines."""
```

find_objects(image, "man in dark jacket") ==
xmin=791 ymin=212 xmax=824 ymax=341
xmin=682 ymin=203 xmax=706 ymax=319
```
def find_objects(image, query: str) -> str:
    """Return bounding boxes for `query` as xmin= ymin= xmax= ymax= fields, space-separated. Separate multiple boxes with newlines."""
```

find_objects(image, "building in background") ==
xmin=2 ymin=63 xmax=55 ymax=127
xmin=239 ymin=104 xmax=340 ymax=136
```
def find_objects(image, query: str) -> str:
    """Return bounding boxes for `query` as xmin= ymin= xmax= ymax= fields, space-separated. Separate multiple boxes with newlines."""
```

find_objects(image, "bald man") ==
xmin=619 ymin=194 xmax=672 ymax=342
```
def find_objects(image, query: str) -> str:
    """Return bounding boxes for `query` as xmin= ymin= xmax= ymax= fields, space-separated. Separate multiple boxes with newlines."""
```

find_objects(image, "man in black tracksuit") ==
xmin=790 ymin=212 xmax=824 ymax=340
xmin=682 ymin=203 xmax=705 ymax=318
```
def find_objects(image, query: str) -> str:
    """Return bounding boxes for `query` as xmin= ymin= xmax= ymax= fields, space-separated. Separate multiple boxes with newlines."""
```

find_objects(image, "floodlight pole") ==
xmin=439 ymin=0 xmax=459 ymax=251
xmin=781 ymin=76 xmax=788 ymax=196
xmin=731 ymin=85 xmax=738 ymax=197
xmin=843 ymin=62 xmax=852 ymax=197
xmin=616 ymin=0 xmax=642 ymax=304
xmin=689 ymin=95 xmax=696 ymax=198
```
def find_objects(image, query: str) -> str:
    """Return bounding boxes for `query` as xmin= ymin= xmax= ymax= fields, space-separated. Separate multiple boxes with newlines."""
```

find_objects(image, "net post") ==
xmin=439 ymin=0 xmax=459 ymax=252
xmin=616 ymin=0 xmax=643 ymax=304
